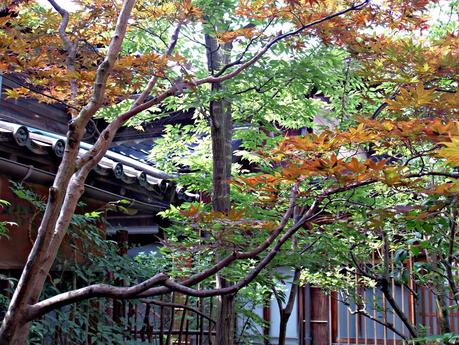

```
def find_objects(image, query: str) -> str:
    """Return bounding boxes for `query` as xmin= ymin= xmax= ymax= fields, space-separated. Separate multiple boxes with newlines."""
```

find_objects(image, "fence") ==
xmin=119 ymin=294 xmax=216 ymax=345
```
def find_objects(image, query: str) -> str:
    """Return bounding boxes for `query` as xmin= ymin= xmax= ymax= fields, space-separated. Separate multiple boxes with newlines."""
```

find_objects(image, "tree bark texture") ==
xmin=205 ymin=32 xmax=235 ymax=345
xmin=278 ymin=314 xmax=289 ymax=345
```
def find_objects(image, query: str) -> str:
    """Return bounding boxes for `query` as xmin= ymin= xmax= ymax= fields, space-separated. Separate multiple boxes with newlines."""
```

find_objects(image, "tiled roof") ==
xmin=0 ymin=120 xmax=171 ymax=194
xmin=110 ymin=142 xmax=154 ymax=166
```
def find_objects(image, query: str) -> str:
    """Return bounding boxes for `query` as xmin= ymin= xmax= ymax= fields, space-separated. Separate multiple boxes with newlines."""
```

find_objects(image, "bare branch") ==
xmin=27 ymin=183 xmax=304 ymax=313
xmin=214 ymin=18 xmax=276 ymax=78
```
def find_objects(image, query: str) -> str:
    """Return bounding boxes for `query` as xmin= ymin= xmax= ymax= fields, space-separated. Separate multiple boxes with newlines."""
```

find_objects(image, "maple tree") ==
xmin=0 ymin=0 xmax=457 ymax=344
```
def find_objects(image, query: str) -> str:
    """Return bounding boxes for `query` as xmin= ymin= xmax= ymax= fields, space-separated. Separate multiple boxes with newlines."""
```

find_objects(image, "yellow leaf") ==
xmin=5 ymin=87 xmax=29 ymax=100
xmin=414 ymin=83 xmax=435 ymax=106
xmin=438 ymin=137 xmax=459 ymax=165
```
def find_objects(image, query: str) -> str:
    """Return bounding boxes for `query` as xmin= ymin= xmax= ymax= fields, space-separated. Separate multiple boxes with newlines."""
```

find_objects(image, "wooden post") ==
xmin=178 ymin=295 xmax=189 ymax=345
xmin=113 ymin=230 xmax=128 ymax=323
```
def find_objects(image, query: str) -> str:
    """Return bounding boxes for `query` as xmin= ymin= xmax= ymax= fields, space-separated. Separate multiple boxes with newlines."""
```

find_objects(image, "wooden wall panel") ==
xmin=310 ymin=287 xmax=329 ymax=345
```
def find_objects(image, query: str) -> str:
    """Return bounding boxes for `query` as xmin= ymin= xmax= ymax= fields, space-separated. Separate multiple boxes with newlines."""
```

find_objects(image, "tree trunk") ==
xmin=427 ymin=252 xmax=452 ymax=334
xmin=0 ymin=127 xmax=86 ymax=345
xmin=435 ymin=293 xmax=452 ymax=335
xmin=205 ymin=32 xmax=235 ymax=345
xmin=276 ymin=269 xmax=300 ymax=345
xmin=0 ymin=2 xmax=136 ymax=342
xmin=278 ymin=312 xmax=289 ymax=345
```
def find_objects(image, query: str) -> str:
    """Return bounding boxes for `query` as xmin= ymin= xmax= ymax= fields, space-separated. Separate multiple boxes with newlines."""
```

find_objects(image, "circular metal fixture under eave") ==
xmin=52 ymin=139 xmax=65 ymax=157
xmin=13 ymin=126 xmax=29 ymax=146
xmin=113 ymin=162 xmax=124 ymax=179
xmin=138 ymin=171 xmax=147 ymax=187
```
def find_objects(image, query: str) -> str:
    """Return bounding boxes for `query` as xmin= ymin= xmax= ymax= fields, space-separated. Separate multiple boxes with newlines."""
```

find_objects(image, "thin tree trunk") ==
xmin=426 ymin=251 xmax=452 ymax=334
xmin=205 ymin=31 xmax=235 ymax=345
xmin=277 ymin=210 xmax=302 ymax=345
xmin=278 ymin=313 xmax=289 ymax=345
xmin=0 ymin=2 xmax=136 ymax=343
xmin=380 ymin=231 xmax=418 ymax=338
xmin=275 ymin=268 xmax=301 ymax=345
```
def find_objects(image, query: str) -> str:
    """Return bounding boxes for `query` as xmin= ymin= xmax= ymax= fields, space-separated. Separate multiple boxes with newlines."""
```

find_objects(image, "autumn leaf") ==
xmin=5 ymin=87 xmax=30 ymax=100
xmin=383 ymin=168 xmax=400 ymax=185
xmin=228 ymin=208 xmax=246 ymax=221
xmin=217 ymin=27 xmax=256 ymax=43
xmin=438 ymin=137 xmax=459 ymax=165
xmin=180 ymin=203 xmax=201 ymax=218
xmin=428 ymin=182 xmax=459 ymax=195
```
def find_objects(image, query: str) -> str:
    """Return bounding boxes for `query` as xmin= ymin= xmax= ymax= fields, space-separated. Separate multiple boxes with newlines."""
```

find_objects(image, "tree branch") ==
xmin=48 ymin=0 xmax=78 ymax=103
xmin=132 ymin=22 xmax=183 ymax=108
xmin=196 ymin=0 xmax=369 ymax=86
xmin=26 ymin=273 xmax=169 ymax=321
xmin=80 ymin=0 xmax=370 ymax=142
xmin=337 ymin=296 xmax=408 ymax=340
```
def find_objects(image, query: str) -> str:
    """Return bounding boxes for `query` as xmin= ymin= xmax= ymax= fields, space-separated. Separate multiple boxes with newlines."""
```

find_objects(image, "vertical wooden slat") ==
xmin=151 ymin=305 xmax=158 ymax=344
xmin=140 ymin=303 xmax=148 ymax=342
xmin=337 ymin=295 xmax=341 ymax=345
xmin=166 ymin=292 xmax=176 ymax=345
xmin=208 ymin=297 xmax=213 ymax=345
xmin=428 ymin=288 xmax=434 ymax=335
xmin=185 ymin=319 xmax=190 ymax=345
xmin=329 ymin=294 xmax=333 ymax=345
xmin=178 ymin=295 xmax=189 ymax=345
xmin=364 ymin=288 xmax=368 ymax=345
xmin=305 ymin=286 xmax=311 ymax=345
xmin=298 ymin=286 xmax=305 ymax=345
xmin=355 ymin=272 xmax=359 ymax=344
xmin=383 ymin=292 xmax=388 ymax=345
xmin=134 ymin=303 xmax=138 ymax=341
xmin=331 ymin=291 xmax=338 ymax=345
xmin=420 ymin=286 xmax=426 ymax=328
xmin=193 ymin=297 xmax=198 ymax=345
xmin=199 ymin=298 xmax=204 ymax=345
xmin=127 ymin=302 xmax=133 ymax=340
xmin=147 ymin=303 xmax=152 ymax=342
xmin=160 ymin=303 xmax=164 ymax=345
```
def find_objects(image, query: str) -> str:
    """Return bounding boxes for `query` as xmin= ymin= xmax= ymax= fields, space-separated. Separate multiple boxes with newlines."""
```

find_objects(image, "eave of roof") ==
xmin=0 ymin=120 xmax=178 ymax=206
